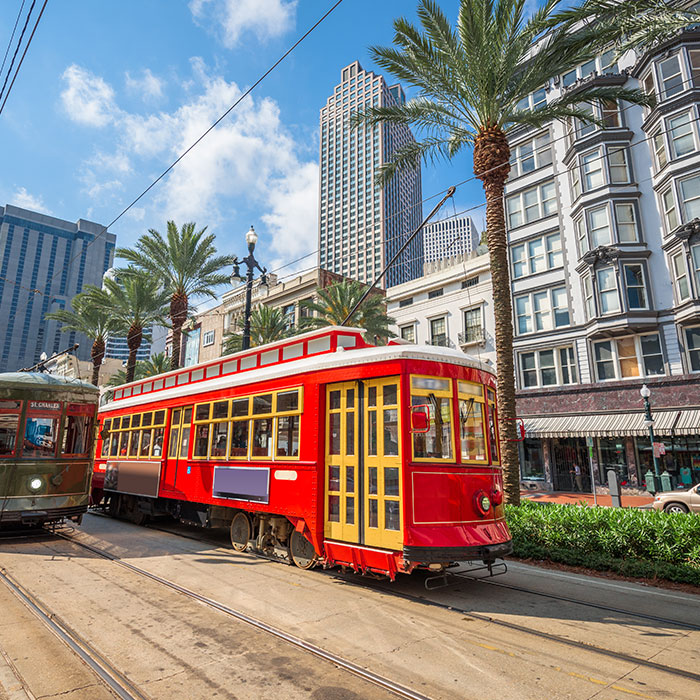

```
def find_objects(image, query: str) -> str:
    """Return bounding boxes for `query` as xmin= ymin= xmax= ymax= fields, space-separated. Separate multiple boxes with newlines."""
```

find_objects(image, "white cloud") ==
xmin=125 ymin=69 xmax=165 ymax=101
xmin=60 ymin=64 xmax=118 ymax=127
xmin=69 ymin=60 xmax=319 ymax=264
xmin=11 ymin=187 xmax=51 ymax=213
xmin=189 ymin=0 xmax=297 ymax=47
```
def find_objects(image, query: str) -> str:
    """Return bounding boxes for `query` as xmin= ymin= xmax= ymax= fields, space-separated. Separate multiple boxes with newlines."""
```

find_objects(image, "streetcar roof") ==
xmin=0 ymin=372 xmax=99 ymax=395
xmin=100 ymin=327 xmax=494 ymax=414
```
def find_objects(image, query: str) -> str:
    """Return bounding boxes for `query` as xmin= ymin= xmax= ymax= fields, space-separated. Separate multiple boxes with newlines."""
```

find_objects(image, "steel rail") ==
xmin=451 ymin=571 xmax=700 ymax=632
xmin=53 ymin=530 xmax=431 ymax=700
xmin=0 ymin=567 xmax=148 ymax=700
xmin=77 ymin=518 xmax=700 ymax=683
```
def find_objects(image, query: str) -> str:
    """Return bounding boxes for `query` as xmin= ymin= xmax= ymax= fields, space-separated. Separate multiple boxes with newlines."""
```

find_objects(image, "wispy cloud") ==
xmin=11 ymin=187 xmax=52 ymax=213
xmin=125 ymin=69 xmax=165 ymax=101
xmin=60 ymin=65 xmax=118 ymax=127
xmin=189 ymin=0 xmax=297 ymax=47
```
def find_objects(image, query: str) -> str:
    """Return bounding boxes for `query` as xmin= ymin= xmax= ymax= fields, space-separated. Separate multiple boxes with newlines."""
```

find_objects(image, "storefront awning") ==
xmin=673 ymin=409 xmax=700 ymax=435
xmin=523 ymin=410 xmax=683 ymax=438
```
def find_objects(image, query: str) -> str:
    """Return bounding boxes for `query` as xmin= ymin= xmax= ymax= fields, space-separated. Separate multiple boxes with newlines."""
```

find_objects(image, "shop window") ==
xmin=521 ymin=439 xmax=545 ymax=480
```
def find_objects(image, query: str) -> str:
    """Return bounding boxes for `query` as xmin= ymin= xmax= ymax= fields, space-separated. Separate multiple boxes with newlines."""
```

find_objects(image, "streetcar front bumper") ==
xmin=403 ymin=540 xmax=513 ymax=565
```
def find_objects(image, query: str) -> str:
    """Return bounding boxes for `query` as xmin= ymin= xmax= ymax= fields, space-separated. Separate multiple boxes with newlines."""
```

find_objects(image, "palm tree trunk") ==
xmin=170 ymin=292 xmax=188 ymax=371
xmin=90 ymin=337 xmax=105 ymax=387
xmin=474 ymin=127 xmax=520 ymax=505
xmin=126 ymin=325 xmax=142 ymax=384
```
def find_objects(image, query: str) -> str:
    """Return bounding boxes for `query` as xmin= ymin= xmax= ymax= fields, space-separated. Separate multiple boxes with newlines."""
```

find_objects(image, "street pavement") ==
xmin=0 ymin=514 xmax=697 ymax=699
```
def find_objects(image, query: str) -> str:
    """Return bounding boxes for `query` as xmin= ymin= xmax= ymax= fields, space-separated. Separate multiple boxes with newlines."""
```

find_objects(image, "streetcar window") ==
xmin=131 ymin=414 xmax=141 ymax=428
xmin=458 ymin=382 xmax=487 ymax=463
xmin=195 ymin=404 xmax=210 ymax=421
xmin=152 ymin=428 xmax=164 ymax=457
xmin=486 ymin=399 xmax=500 ymax=464
xmin=230 ymin=420 xmax=249 ymax=457
xmin=140 ymin=430 xmax=152 ymax=457
xmin=385 ymin=501 xmax=400 ymax=531
xmin=194 ymin=425 xmax=209 ymax=457
xmin=0 ymin=413 xmax=20 ymax=457
xmin=212 ymin=401 xmax=229 ymax=420
xmin=410 ymin=375 xmax=454 ymax=461
xmin=129 ymin=430 xmax=141 ymax=456
xmin=119 ymin=432 xmax=129 ymax=456
xmin=109 ymin=432 xmax=119 ymax=456
xmin=276 ymin=415 xmax=299 ymax=457
xmin=383 ymin=409 xmax=399 ymax=456
xmin=172 ymin=409 xmax=181 ymax=425
xmin=253 ymin=394 xmax=273 ymax=415
xmin=329 ymin=413 xmax=341 ymax=455
xmin=142 ymin=413 xmax=153 ymax=427
xmin=251 ymin=418 xmax=272 ymax=457
xmin=232 ymin=398 xmax=248 ymax=417
xmin=168 ymin=428 xmax=179 ymax=458
xmin=62 ymin=414 xmax=92 ymax=456
xmin=210 ymin=422 xmax=228 ymax=457
xmin=23 ymin=415 xmax=59 ymax=458
xmin=276 ymin=390 xmax=299 ymax=413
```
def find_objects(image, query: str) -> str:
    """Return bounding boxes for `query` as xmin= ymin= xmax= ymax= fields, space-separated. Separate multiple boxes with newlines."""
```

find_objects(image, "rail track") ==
xmin=0 ymin=566 xmax=147 ymax=700
xmin=49 ymin=528 xmax=431 ymax=700
xmin=134 ymin=519 xmax=700 ymax=684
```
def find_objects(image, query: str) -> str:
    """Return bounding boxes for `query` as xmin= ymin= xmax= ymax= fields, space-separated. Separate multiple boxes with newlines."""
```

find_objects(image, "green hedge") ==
xmin=505 ymin=502 xmax=700 ymax=586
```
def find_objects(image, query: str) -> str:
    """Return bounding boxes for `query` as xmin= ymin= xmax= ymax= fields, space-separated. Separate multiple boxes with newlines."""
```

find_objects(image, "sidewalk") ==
xmin=520 ymin=490 xmax=654 ymax=508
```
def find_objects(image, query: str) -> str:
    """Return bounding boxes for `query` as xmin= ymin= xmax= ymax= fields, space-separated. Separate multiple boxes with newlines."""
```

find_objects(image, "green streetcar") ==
xmin=0 ymin=372 xmax=98 ymax=527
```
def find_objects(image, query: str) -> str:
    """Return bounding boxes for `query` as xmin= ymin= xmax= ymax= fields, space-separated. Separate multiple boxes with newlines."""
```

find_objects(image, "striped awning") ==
xmin=523 ymin=410 xmax=685 ymax=438
xmin=673 ymin=409 xmax=700 ymax=435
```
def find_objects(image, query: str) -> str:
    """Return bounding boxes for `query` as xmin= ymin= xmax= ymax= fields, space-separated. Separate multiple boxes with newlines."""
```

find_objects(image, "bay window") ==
xmin=506 ymin=181 xmax=557 ymax=229
xmin=686 ymin=327 xmax=700 ymax=372
xmin=583 ymin=273 xmax=595 ymax=319
xmin=614 ymin=203 xmax=639 ymax=242
xmin=608 ymin=147 xmax=630 ymax=183
xmin=623 ymin=264 xmax=648 ymax=309
xmin=693 ymin=244 xmax=700 ymax=289
xmin=672 ymin=252 xmax=690 ymax=302
xmin=662 ymin=187 xmax=679 ymax=232
xmin=668 ymin=111 xmax=696 ymax=158
xmin=520 ymin=346 xmax=578 ymax=388
xmin=596 ymin=267 xmax=620 ymax=314
xmin=593 ymin=333 xmax=665 ymax=380
xmin=653 ymin=129 xmax=668 ymax=169
xmin=588 ymin=206 xmax=612 ymax=247
xmin=680 ymin=175 xmax=700 ymax=221
xmin=582 ymin=149 xmax=604 ymax=191
xmin=659 ymin=54 xmax=684 ymax=98
xmin=514 ymin=287 xmax=570 ymax=335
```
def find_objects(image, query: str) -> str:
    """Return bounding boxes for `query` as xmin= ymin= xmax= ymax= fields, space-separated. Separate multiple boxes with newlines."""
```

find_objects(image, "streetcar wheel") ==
xmin=289 ymin=530 xmax=318 ymax=570
xmin=230 ymin=512 xmax=251 ymax=552
xmin=664 ymin=502 xmax=689 ymax=514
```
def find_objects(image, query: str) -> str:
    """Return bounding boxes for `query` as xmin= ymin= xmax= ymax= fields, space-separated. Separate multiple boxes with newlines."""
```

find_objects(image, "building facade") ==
xmin=386 ymin=252 xmax=494 ymax=365
xmin=0 ymin=204 xmax=115 ymax=372
xmin=318 ymin=61 xmax=423 ymax=288
xmin=105 ymin=328 xmax=153 ymax=363
xmin=180 ymin=267 xmax=350 ymax=366
xmin=505 ymin=30 xmax=700 ymax=492
xmin=422 ymin=216 xmax=478 ymax=262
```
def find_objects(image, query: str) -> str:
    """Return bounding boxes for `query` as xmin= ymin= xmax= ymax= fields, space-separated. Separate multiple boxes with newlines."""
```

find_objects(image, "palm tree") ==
xmin=354 ymin=0 xmax=652 ymax=503
xmin=117 ymin=221 xmax=234 ymax=371
xmin=93 ymin=274 xmax=169 ymax=383
xmin=45 ymin=287 xmax=116 ymax=386
xmin=138 ymin=352 xmax=170 ymax=377
xmin=222 ymin=306 xmax=292 ymax=354
xmin=300 ymin=279 xmax=395 ymax=341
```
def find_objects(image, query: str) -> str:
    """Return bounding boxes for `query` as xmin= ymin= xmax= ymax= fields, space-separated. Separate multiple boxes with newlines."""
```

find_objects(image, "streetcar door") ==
xmin=363 ymin=377 xmax=402 ymax=550
xmin=325 ymin=382 xmax=359 ymax=543
xmin=164 ymin=406 xmax=193 ymax=492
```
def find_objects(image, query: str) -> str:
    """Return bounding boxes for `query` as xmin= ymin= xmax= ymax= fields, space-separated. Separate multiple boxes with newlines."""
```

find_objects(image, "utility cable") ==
xmin=0 ymin=0 xmax=35 ymax=104
xmin=0 ymin=0 xmax=26 ymax=86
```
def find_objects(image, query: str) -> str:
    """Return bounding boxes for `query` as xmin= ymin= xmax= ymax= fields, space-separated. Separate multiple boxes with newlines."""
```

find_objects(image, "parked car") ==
xmin=652 ymin=484 xmax=700 ymax=514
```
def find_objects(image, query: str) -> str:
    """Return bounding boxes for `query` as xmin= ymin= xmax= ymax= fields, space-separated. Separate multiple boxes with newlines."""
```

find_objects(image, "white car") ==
xmin=652 ymin=484 xmax=700 ymax=514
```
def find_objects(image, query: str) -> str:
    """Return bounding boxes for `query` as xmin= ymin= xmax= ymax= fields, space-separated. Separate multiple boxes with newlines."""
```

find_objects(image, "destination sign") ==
xmin=29 ymin=401 xmax=61 ymax=411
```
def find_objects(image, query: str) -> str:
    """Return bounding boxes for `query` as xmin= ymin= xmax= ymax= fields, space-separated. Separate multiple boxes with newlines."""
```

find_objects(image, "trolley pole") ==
xmin=231 ymin=226 xmax=268 ymax=351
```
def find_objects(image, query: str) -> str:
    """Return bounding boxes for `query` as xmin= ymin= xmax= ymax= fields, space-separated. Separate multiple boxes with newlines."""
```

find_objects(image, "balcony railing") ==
xmin=458 ymin=326 xmax=486 ymax=345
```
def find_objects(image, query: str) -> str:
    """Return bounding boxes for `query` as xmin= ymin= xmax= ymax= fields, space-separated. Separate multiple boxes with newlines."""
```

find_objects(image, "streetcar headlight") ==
xmin=28 ymin=477 xmax=43 ymax=492
xmin=480 ymin=495 xmax=491 ymax=512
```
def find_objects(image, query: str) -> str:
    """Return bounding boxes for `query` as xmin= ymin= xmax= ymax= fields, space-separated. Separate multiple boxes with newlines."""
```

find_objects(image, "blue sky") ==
xmin=0 ymin=0 xmax=495 ymax=284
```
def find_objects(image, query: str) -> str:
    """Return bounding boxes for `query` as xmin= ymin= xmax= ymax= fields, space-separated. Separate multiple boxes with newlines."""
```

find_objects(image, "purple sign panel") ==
xmin=213 ymin=466 xmax=270 ymax=504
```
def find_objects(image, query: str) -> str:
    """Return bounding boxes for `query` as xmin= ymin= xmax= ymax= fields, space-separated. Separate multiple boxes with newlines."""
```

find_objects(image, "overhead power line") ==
xmin=0 ymin=0 xmax=27 ymax=84
xmin=0 ymin=0 xmax=38 ymax=106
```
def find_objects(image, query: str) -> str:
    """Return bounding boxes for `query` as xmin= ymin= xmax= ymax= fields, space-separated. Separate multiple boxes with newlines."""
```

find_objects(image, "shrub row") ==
xmin=505 ymin=501 xmax=700 ymax=586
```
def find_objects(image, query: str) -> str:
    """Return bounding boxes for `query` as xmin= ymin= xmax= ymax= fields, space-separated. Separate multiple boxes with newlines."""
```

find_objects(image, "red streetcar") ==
xmin=93 ymin=326 xmax=512 ymax=579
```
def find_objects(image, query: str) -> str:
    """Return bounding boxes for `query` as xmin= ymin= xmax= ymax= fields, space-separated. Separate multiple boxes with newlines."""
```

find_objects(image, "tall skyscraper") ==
xmin=422 ymin=216 xmax=478 ymax=263
xmin=0 ymin=204 xmax=115 ymax=371
xmin=318 ymin=61 xmax=423 ymax=287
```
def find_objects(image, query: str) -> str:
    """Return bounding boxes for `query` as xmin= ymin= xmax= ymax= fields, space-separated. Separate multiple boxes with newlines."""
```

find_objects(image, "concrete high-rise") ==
xmin=422 ymin=216 xmax=478 ymax=262
xmin=0 ymin=204 xmax=115 ymax=371
xmin=318 ymin=61 xmax=423 ymax=287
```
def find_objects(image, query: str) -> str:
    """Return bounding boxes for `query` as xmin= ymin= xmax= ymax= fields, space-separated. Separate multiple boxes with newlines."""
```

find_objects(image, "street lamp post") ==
xmin=640 ymin=384 xmax=662 ymax=494
xmin=230 ymin=226 xmax=268 ymax=351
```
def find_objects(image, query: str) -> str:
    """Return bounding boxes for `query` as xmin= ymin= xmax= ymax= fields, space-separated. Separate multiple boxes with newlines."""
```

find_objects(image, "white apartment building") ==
xmin=422 ymin=215 xmax=478 ymax=262
xmin=505 ymin=28 xmax=700 ymax=492
xmin=318 ymin=61 xmax=423 ymax=287
xmin=386 ymin=252 xmax=494 ymax=366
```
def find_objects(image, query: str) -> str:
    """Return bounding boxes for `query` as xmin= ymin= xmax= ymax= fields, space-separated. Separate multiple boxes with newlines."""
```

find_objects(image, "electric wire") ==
xmin=0 ymin=0 xmax=26 ymax=86
xmin=0 ymin=0 xmax=34 ymax=104
xmin=0 ymin=0 xmax=48 ymax=116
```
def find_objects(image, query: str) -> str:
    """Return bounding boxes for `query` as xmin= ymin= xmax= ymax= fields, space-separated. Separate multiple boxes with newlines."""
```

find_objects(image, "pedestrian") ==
xmin=572 ymin=463 xmax=583 ymax=492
